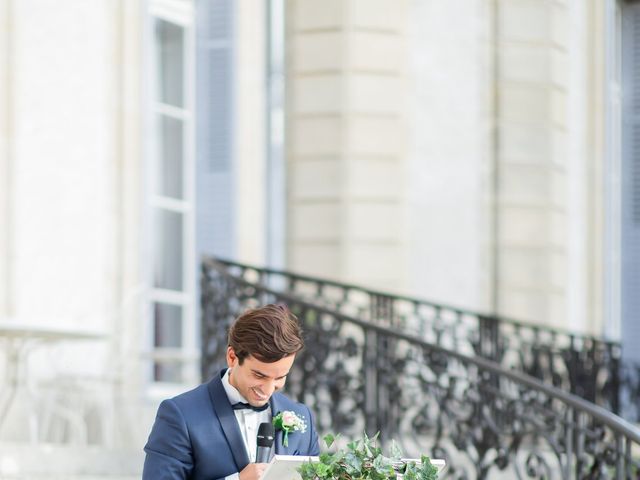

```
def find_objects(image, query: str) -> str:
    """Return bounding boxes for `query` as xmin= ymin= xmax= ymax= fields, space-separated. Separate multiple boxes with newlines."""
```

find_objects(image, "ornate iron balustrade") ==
xmin=201 ymin=257 xmax=640 ymax=479
xmin=208 ymin=258 xmax=633 ymax=420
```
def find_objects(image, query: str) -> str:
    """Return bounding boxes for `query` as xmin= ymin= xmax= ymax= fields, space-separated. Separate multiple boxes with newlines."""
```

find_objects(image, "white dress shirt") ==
xmin=222 ymin=368 xmax=272 ymax=480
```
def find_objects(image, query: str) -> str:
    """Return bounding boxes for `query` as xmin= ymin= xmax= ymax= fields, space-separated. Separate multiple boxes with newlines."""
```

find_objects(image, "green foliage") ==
xmin=298 ymin=433 xmax=439 ymax=480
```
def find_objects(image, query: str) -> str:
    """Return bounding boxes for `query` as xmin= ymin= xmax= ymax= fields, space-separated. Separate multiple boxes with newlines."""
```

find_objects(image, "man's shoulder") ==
xmin=167 ymin=382 xmax=211 ymax=409
xmin=156 ymin=380 xmax=221 ymax=428
xmin=272 ymin=391 xmax=311 ymax=414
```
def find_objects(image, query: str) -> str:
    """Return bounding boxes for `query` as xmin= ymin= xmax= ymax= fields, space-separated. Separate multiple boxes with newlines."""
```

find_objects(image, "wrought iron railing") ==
xmin=206 ymin=258 xmax=636 ymax=420
xmin=201 ymin=257 xmax=640 ymax=479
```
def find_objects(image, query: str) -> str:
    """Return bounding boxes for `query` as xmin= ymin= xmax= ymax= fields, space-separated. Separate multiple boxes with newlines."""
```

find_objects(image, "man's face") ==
xmin=226 ymin=346 xmax=295 ymax=406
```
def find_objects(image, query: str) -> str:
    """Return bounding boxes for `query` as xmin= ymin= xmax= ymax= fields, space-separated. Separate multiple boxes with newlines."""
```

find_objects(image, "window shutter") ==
xmin=196 ymin=0 xmax=235 ymax=258
xmin=621 ymin=2 xmax=640 ymax=362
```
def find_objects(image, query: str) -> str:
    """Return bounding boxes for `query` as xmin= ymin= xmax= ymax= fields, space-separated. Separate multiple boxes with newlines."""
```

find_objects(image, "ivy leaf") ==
xmin=344 ymin=451 xmax=362 ymax=474
xmin=330 ymin=450 xmax=345 ymax=464
xmin=323 ymin=433 xmax=336 ymax=449
xmin=315 ymin=462 xmax=331 ymax=478
xmin=389 ymin=440 xmax=402 ymax=461
xmin=319 ymin=452 xmax=333 ymax=464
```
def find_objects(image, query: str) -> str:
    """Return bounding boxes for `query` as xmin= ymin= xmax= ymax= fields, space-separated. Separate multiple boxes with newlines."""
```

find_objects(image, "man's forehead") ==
xmin=245 ymin=354 xmax=295 ymax=376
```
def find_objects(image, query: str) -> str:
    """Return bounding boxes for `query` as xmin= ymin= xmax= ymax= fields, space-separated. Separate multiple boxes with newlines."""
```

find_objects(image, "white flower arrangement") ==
xmin=272 ymin=410 xmax=307 ymax=447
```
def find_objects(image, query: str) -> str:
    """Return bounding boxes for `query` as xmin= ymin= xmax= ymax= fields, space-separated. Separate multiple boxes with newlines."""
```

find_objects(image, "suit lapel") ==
xmin=208 ymin=371 xmax=250 ymax=470
xmin=270 ymin=395 xmax=283 ymax=455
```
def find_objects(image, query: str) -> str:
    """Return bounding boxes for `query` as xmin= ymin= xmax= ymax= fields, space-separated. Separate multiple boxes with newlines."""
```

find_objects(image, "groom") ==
xmin=142 ymin=304 xmax=320 ymax=480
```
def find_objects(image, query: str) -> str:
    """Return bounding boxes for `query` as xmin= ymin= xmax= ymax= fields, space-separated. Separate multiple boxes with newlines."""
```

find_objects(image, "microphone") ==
xmin=256 ymin=422 xmax=275 ymax=463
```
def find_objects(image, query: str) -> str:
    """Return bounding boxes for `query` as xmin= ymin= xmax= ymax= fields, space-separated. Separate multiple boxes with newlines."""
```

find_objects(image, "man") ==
xmin=143 ymin=304 xmax=320 ymax=480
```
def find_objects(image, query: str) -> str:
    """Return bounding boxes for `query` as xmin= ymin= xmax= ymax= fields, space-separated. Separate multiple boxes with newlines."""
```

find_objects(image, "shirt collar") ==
xmin=221 ymin=367 xmax=249 ymax=406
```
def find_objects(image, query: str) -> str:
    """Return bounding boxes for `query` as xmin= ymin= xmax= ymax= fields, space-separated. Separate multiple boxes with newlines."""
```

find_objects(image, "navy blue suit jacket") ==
xmin=142 ymin=370 xmax=320 ymax=479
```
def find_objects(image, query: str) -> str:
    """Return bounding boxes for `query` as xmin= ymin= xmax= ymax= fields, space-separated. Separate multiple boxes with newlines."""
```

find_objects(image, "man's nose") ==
xmin=261 ymin=379 xmax=276 ymax=394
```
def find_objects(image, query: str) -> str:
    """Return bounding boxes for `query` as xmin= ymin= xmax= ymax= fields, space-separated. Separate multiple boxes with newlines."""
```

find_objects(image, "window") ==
xmin=605 ymin=1 xmax=623 ymax=340
xmin=195 ymin=0 xmax=236 ymax=260
xmin=620 ymin=0 xmax=640 ymax=362
xmin=146 ymin=1 xmax=197 ymax=389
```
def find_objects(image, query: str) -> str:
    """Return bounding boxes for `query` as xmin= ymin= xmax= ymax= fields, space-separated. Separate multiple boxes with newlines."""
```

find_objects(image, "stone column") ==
xmin=286 ymin=0 xmax=408 ymax=289
xmin=235 ymin=0 xmax=267 ymax=264
xmin=494 ymin=0 xmax=570 ymax=326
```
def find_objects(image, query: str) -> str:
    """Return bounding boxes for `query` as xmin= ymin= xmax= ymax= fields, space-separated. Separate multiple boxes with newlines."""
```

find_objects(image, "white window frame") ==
xmin=144 ymin=0 xmax=198 ymax=399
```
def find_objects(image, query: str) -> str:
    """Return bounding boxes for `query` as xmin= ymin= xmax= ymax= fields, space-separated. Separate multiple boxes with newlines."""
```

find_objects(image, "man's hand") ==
xmin=239 ymin=463 xmax=268 ymax=480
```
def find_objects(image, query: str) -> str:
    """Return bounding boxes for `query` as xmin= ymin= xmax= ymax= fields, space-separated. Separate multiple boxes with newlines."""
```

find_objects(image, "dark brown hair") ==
xmin=228 ymin=304 xmax=304 ymax=363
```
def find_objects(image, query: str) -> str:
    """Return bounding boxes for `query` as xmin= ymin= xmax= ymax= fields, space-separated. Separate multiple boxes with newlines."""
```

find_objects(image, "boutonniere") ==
xmin=272 ymin=410 xmax=307 ymax=447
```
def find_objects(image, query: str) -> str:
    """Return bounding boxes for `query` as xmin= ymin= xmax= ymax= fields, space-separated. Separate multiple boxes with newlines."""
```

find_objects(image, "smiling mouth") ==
xmin=252 ymin=387 xmax=268 ymax=401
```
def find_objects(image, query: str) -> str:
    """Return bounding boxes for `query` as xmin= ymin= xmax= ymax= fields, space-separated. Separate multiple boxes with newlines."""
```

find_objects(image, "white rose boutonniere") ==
xmin=272 ymin=410 xmax=307 ymax=447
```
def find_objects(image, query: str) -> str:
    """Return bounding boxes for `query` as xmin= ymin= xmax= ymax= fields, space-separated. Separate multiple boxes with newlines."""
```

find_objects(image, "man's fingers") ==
xmin=240 ymin=462 xmax=269 ymax=480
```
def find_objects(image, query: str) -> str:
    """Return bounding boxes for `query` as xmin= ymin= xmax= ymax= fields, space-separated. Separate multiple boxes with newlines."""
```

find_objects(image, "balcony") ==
xmin=202 ymin=257 xmax=640 ymax=479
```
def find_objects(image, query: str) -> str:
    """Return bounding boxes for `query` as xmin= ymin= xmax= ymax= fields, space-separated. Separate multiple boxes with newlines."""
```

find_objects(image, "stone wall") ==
xmin=286 ymin=0 xmax=408 ymax=290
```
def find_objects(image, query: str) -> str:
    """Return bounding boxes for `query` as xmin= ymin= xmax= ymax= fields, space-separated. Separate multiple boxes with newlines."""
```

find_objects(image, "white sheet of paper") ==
xmin=260 ymin=455 xmax=319 ymax=480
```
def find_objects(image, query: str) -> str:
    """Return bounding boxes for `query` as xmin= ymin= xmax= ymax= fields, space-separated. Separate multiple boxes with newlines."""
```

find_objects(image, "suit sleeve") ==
xmin=143 ymin=399 xmax=194 ymax=480
xmin=304 ymin=405 xmax=320 ymax=456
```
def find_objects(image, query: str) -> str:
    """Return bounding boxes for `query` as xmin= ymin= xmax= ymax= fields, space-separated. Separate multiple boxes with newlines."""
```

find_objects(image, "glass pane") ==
xmin=156 ymin=115 xmax=184 ymax=198
xmin=154 ymin=362 xmax=182 ymax=383
xmin=155 ymin=19 xmax=184 ymax=107
xmin=153 ymin=302 xmax=183 ymax=348
xmin=153 ymin=209 xmax=183 ymax=290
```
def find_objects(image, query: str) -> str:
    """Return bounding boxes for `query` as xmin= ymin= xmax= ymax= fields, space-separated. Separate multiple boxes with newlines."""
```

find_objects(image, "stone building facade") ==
xmin=0 ymin=0 xmax=638 ymax=477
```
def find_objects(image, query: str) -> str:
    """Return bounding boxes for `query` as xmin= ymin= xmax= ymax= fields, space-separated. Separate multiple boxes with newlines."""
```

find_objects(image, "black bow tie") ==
xmin=231 ymin=401 xmax=270 ymax=412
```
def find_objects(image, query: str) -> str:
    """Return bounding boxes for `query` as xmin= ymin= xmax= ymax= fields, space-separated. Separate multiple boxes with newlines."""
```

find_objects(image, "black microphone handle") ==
xmin=256 ymin=445 xmax=272 ymax=464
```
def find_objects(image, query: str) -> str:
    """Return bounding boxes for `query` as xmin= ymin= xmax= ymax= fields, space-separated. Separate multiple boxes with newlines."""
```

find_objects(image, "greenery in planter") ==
xmin=298 ymin=433 xmax=439 ymax=480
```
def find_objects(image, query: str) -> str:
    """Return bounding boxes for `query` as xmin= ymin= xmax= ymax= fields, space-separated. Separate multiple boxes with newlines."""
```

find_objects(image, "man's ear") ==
xmin=226 ymin=346 xmax=237 ymax=367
